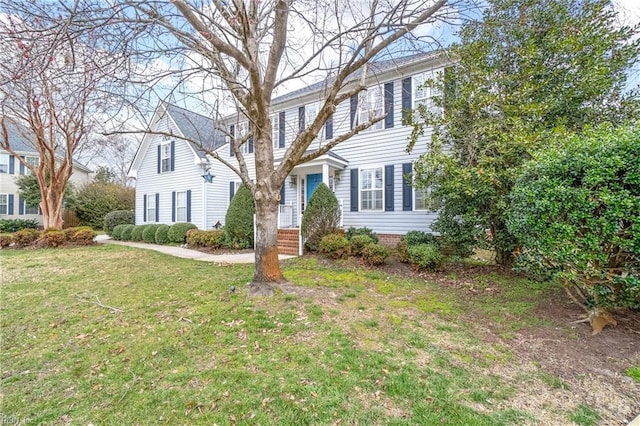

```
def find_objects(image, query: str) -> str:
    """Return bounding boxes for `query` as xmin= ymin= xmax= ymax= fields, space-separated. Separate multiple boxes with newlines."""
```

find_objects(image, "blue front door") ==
xmin=306 ymin=173 xmax=322 ymax=204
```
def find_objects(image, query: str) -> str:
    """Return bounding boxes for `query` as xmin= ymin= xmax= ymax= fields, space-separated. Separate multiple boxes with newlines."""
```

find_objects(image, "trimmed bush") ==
xmin=186 ymin=229 xmax=224 ymax=248
xmin=120 ymin=224 xmax=135 ymax=241
xmin=142 ymin=224 xmax=161 ymax=243
xmin=70 ymin=229 xmax=97 ymax=245
xmin=0 ymin=218 xmax=39 ymax=233
xmin=168 ymin=222 xmax=198 ymax=244
xmin=301 ymin=183 xmax=341 ymax=251
xmin=63 ymin=226 xmax=93 ymax=241
xmin=408 ymin=243 xmax=443 ymax=272
xmin=224 ymin=184 xmax=255 ymax=248
xmin=345 ymin=227 xmax=378 ymax=243
xmin=0 ymin=234 xmax=12 ymax=248
xmin=130 ymin=225 xmax=146 ymax=242
xmin=12 ymin=228 xmax=41 ymax=247
xmin=39 ymin=230 xmax=66 ymax=248
xmin=396 ymin=240 xmax=410 ymax=263
xmin=104 ymin=210 xmax=135 ymax=235
xmin=402 ymin=230 xmax=440 ymax=248
xmin=155 ymin=225 xmax=171 ymax=245
xmin=71 ymin=182 xmax=135 ymax=229
xmin=318 ymin=233 xmax=350 ymax=259
xmin=350 ymin=235 xmax=376 ymax=256
xmin=111 ymin=224 xmax=127 ymax=240
xmin=362 ymin=243 xmax=389 ymax=266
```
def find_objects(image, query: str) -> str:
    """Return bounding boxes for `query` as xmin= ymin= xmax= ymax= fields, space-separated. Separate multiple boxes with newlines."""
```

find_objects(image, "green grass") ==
xmin=0 ymin=245 xmax=599 ymax=424
xmin=626 ymin=366 xmax=640 ymax=383
xmin=569 ymin=404 xmax=601 ymax=426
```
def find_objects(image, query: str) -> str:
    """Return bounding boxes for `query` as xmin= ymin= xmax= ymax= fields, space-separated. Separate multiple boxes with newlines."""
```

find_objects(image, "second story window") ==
xmin=24 ymin=156 xmax=39 ymax=175
xmin=0 ymin=154 xmax=9 ymax=174
xmin=305 ymin=102 xmax=326 ymax=141
xmin=359 ymin=86 xmax=384 ymax=131
xmin=236 ymin=122 xmax=253 ymax=154
xmin=413 ymin=70 xmax=442 ymax=115
xmin=271 ymin=115 xmax=279 ymax=149
xmin=161 ymin=142 xmax=172 ymax=173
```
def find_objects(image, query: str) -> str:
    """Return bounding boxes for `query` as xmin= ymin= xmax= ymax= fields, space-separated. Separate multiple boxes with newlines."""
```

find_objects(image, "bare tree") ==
xmin=0 ymin=1 xmax=127 ymax=229
xmin=87 ymin=134 xmax=138 ymax=186
xmin=113 ymin=0 xmax=466 ymax=294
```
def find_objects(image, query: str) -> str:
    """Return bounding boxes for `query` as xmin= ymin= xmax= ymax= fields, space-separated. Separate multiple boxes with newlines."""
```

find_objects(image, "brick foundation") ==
xmin=277 ymin=229 xmax=300 ymax=256
xmin=376 ymin=233 xmax=402 ymax=248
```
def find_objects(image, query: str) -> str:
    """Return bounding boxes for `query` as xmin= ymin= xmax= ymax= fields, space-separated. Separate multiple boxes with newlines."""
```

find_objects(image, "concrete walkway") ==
xmin=95 ymin=235 xmax=295 ymax=264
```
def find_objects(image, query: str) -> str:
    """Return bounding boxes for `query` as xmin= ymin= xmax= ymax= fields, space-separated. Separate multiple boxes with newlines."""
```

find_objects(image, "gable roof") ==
xmin=1 ymin=117 xmax=92 ymax=173
xmin=163 ymin=103 xmax=226 ymax=159
xmin=271 ymin=51 xmax=441 ymax=106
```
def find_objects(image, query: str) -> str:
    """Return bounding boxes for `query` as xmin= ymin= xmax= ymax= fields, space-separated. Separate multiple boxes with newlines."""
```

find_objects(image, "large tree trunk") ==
xmin=40 ymin=187 xmax=64 ymax=229
xmin=248 ymin=190 xmax=286 ymax=296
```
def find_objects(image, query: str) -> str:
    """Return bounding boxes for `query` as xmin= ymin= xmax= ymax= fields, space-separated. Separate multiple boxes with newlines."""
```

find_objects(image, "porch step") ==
xmin=277 ymin=229 xmax=300 ymax=256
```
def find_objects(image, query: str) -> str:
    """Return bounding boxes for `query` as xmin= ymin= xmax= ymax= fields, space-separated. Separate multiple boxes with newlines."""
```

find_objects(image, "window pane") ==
xmin=0 ymin=154 xmax=8 ymax=173
xmin=0 ymin=194 xmax=6 ymax=214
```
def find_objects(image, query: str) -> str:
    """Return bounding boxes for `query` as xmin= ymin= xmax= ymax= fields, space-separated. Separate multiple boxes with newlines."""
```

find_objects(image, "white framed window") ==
xmin=146 ymin=194 xmax=156 ymax=222
xmin=271 ymin=115 xmax=279 ymax=149
xmin=305 ymin=101 xmax=326 ymax=140
xmin=359 ymin=86 xmax=384 ymax=131
xmin=0 ymin=154 xmax=8 ymax=174
xmin=360 ymin=167 xmax=383 ymax=211
xmin=413 ymin=70 xmax=443 ymax=115
xmin=236 ymin=122 xmax=252 ymax=154
xmin=0 ymin=194 xmax=7 ymax=214
xmin=24 ymin=201 xmax=39 ymax=215
xmin=160 ymin=142 xmax=172 ymax=173
xmin=176 ymin=191 xmax=187 ymax=222
xmin=414 ymin=188 xmax=429 ymax=211
xmin=24 ymin=155 xmax=39 ymax=175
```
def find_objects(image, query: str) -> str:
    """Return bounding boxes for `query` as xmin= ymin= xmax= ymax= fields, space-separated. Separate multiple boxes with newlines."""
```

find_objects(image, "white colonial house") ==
xmin=128 ymin=51 xmax=446 ymax=253
xmin=0 ymin=119 xmax=92 ymax=224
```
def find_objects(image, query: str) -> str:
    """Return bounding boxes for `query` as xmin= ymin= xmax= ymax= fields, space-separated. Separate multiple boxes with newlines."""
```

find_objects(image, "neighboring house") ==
xmin=0 ymin=119 xmax=92 ymax=223
xmin=129 ymin=51 xmax=447 ymax=249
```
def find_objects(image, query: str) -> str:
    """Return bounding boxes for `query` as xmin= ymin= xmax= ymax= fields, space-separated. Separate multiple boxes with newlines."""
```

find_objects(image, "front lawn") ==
xmin=1 ymin=245 xmax=638 ymax=425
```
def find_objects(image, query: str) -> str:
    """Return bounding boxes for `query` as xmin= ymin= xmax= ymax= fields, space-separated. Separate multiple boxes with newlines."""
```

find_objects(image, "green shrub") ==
xmin=362 ymin=243 xmax=389 ymax=266
xmin=142 ymin=224 xmax=161 ymax=243
xmin=120 ymin=224 xmax=135 ymax=241
xmin=39 ymin=230 xmax=66 ymax=248
xmin=408 ymin=243 xmax=443 ymax=272
xmin=155 ymin=225 xmax=171 ymax=245
xmin=70 ymin=182 xmax=135 ymax=229
xmin=111 ymin=224 xmax=127 ymax=240
xmin=186 ymin=229 xmax=224 ymax=248
xmin=0 ymin=234 xmax=12 ymax=248
xmin=103 ymin=210 xmax=135 ymax=235
xmin=345 ymin=227 xmax=378 ymax=243
xmin=168 ymin=223 xmax=198 ymax=244
xmin=402 ymin=230 xmax=440 ymax=248
xmin=350 ymin=235 xmax=376 ymax=256
xmin=130 ymin=225 xmax=147 ymax=242
xmin=318 ymin=233 xmax=350 ymax=259
xmin=508 ymin=125 xmax=640 ymax=326
xmin=70 ymin=229 xmax=97 ymax=245
xmin=0 ymin=218 xmax=39 ymax=233
xmin=224 ymin=184 xmax=255 ymax=248
xmin=12 ymin=228 xmax=41 ymax=247
xmin=301 ymin=183 xmax=341 ymax=251
xmin=396 ymin=240 xmax=410 ymax=263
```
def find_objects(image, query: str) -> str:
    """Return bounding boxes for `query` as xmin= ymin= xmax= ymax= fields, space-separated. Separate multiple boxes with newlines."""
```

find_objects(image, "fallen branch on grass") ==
xmin=76 ymin=294 xmax=124 ymax=314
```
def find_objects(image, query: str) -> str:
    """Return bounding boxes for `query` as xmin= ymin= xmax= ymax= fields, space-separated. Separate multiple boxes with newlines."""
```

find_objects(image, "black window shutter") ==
xmin=229 ymin=125 xmax=235 ymax=157
xmin=384 ymin=82 xmax=394 ymax=129
xmin=157 ymin=145 xmax=161 ymax=174
xmin=8 ymin=155 xmax=14 ymax=174
xmin=170 ymin=140 xmax=175 ymax=171
xmin=248 ymin=123 xmax=254 ymax=154
xmin=186 ymin=190 xmax=192 ymax=222
xmin=171 ymin=191 xmax=176 ymax=222
xmin=325 ymin=115 xmax=333 ymax=140
xmin=402 ymin=77 xmax=412 ymax=125
xmin=19 ymin=156 xmax=25 ymax=175
xmin=279 ymin=111 xmax=285 ymax=148
xmin=143 ymin=194 xmax=147 ymax=222
xmin=402 ymin=163 xmax=413 ymax=211
xmin=298 ymin=106 xmax=305 ymax=132
xmin=385 ymin=165 xmax=394 ymax=212
xmin=155 ymin=193 xmax=160 ymax=222
xmin=229 ymin=182 xmax=235 ymax=203
xmin=350 ymin=168 xmax=359 ymax=212
xmin=350 ymin=95 xmax=358 ymax=129
xmin=18 ymin=196 xmax=24 ymax=215
xmin=280 ymin=184 xmax=285 ymax=205
xmin=8 ymin=194 xmax=13 ymax=215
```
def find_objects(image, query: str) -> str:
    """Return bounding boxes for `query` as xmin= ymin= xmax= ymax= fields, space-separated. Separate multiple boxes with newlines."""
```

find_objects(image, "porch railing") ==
xmin=278 ymin=202 xmax=294 ymax=228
